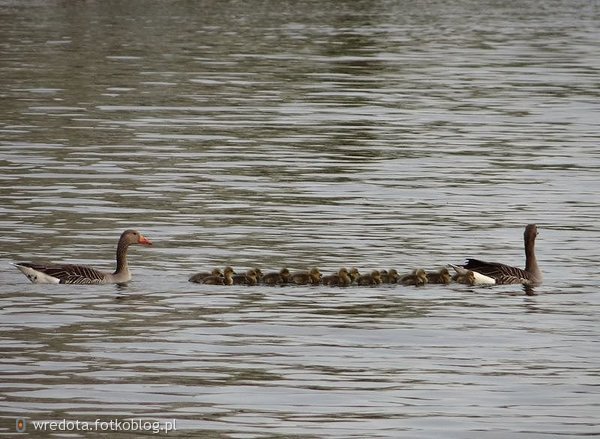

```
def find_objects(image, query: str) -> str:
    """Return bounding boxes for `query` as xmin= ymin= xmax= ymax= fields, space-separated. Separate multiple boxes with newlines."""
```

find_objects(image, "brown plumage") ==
xmin=462 ymin=224 xmax=542 ymax=285
xmin=222 ymin=266 xmax=235 ymax=285
xmin=252 ymin=268 xmax=263 ymax=282
xmin=262 ymin=268 xmax=291 ymax=286
xmin=348 ymin=267 xmax=361 ymax=284
xmin=201 ymin=274 xmax=225 ymax=285
xmin=189 ymin=267 xmax=222 ymax=283
xmin=322 ymin=268 xmax=352 ymax=287
xmin=380 ymin=268 xmax=399 ymax=284
xmin=357 ymin=270 xmax=382 ymax=286
xmin=232 ymin=269 xmax=259 ymax=286
xmin=14 ymin=229 xmax=152 ymax=285
xmin=203 ymin=266 xmax=235 ymax=285
xmin=291 ymin=267 xmax=322 ymax=285
xmin=400 ymin=269 xmax=428 ymax=286
xmin=426 ymin=267 xmax=452 ymax=284
xmin=453 ymin=269 xmax=477 ymax=286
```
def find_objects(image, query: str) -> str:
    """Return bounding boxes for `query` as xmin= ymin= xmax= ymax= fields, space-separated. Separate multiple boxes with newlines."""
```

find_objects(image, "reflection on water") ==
xmin=1 ymin=0 xmax=599 ymax=437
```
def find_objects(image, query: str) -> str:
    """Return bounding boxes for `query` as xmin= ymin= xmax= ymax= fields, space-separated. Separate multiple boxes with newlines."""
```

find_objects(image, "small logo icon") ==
xmin=16 ymin=418 xmax=27 ymax=433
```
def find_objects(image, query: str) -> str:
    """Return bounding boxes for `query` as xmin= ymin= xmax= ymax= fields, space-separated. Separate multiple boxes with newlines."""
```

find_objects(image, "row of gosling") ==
xmin=189 ymin=266 xmax=482 ymax=287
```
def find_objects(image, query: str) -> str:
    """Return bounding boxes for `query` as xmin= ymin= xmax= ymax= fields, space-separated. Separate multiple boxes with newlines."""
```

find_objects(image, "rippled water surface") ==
xmin=1 ymin=1 xmax=599 ymax=437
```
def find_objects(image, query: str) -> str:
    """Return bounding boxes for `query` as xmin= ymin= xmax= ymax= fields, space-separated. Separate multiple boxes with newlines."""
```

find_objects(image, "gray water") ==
xmin=1 ymin=0 xmax=599 ymax=437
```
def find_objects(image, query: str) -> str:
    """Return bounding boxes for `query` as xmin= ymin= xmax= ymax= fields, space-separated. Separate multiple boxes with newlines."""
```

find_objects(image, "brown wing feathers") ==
xmin=19 ymin=263 xmax=106 ymax=284
xmin=463 ymin=259 xmax=531 ymax=285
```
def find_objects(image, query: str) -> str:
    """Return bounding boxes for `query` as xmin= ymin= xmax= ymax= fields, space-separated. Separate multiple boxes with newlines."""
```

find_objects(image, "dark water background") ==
xmin=1 ymin=1 xmax=599 ymax=437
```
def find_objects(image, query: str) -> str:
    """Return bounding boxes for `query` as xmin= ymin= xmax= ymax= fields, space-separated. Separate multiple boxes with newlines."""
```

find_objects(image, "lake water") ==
xmin=1 ymin=0 xmax=599 ymax=437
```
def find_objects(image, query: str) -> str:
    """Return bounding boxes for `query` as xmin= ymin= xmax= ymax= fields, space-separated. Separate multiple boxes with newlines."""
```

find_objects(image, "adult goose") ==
xmin=463 ymin=224 xmax=542 ymax=285
xmin=14 ymin=229 xmax=152 ymax=284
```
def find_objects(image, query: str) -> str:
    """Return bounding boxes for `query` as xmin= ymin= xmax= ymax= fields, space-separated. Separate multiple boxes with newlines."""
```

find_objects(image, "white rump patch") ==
xmin=471 ymin=271 xmax=496 ymax=285
xmin=14 ymin=264 xmax=60 ymax=284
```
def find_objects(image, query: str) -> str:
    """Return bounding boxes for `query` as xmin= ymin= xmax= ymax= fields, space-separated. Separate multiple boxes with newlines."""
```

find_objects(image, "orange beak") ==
xmin=138 ymin=234 xmax=153 ymax=246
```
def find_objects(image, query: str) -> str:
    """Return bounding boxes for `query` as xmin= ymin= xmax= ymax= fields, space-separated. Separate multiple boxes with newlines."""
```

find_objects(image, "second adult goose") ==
xmin=14 ymin=229 xmax=152 ymax=285
xmin=462 ymin=224 xmax=542 ymax=285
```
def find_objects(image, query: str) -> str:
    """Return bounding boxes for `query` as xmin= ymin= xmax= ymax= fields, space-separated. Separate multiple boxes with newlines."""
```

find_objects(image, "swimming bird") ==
xmin=201 ymin=273 xmax=225 ymax=285
xmin=426 ymin=267 xmax=452 ymax=285
xmin=202 ymin=266 xmax=235 ymax=285
xmin=13 ymin=229 xmax=152 ymax=285
xmin=252 ymin=268 xmax=264 ymax=282
xmin=322 ymin=268 xmax=352 ymax=287
xmin=380 ymin=268 xmax=399 ymax=284
xmin=189 ymin=267 xmax=223 ymax=283
xmin=222 ymin=266 xmax=236 ymax=285
xmin=348 ymin=267 xmax=361 ymax=284
xmin=291 ymin=267 xmax=322 ymax=285
xmin=232 ymin=269 xmax=259 ymax=286
xmin=462 ymin=224 xmax=542 ymax=285
xmin=399 ymin=269 xmax=428 ymax=286
xmin=357 ymin=270 xmax=382 ymax=286
xmin=450 ymin=265 xmax=495 ymax=286
xmin=452 ymin=268 xmax=477 ymax=286
xmin=262 ymin=268 xmax=291 ymax=286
